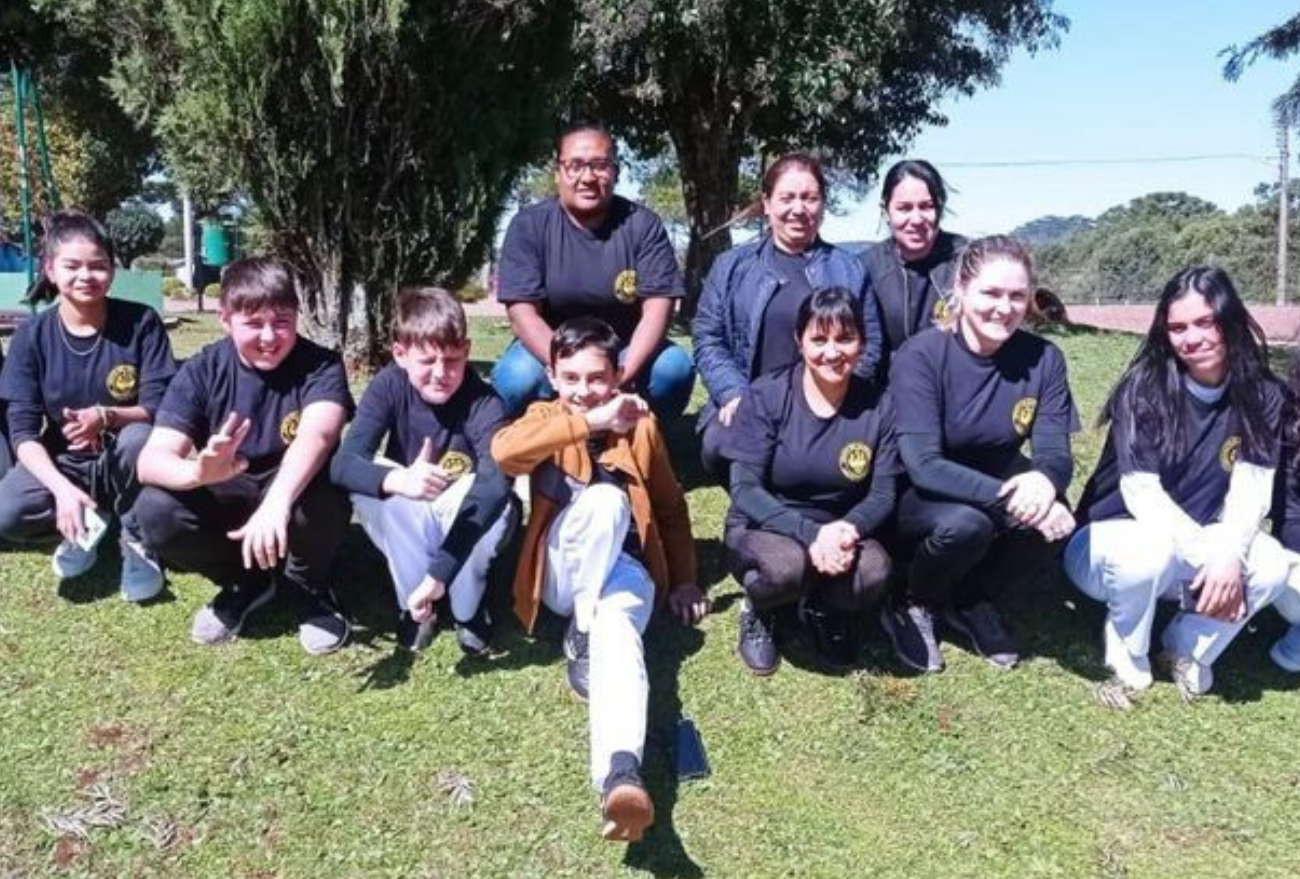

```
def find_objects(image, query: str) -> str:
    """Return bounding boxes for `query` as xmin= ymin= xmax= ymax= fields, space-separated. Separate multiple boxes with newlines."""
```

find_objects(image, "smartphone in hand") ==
xmin=77 ymin=507 xmax=109 ymax=551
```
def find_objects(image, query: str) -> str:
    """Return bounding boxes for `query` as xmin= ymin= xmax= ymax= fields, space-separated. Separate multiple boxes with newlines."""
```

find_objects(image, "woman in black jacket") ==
xmin=860 ymin=160 xmax=966 ymax=370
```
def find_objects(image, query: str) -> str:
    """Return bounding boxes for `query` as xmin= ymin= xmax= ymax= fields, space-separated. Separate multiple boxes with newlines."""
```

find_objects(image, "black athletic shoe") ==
xmin=601 ymin=751 xmax=654 ymax=843
xmin=454 ymin=604 xmax=493 ymax=657
xmin=737 ymin=599 xmax=779 ymax=676
xmin=880 ymin=600 xmax=944 ymax=673
xmin=564 ymin=615 xmax=590 ymax=701
xmin=944 ymin=601 xmax=1019 ymax=670
xmin=396 ymin=611 xmax=437 ymax=652
xmin=800 ymin=598 xmax=859 ymax=671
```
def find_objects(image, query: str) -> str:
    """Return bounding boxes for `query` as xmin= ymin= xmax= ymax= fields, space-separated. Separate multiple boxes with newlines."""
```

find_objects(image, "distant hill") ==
xmin=1012 ymin=215 xmax=1095 ymax=246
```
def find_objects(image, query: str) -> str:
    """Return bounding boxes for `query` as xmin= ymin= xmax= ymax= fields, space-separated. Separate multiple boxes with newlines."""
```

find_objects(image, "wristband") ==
xmin=95 ymin=405 xmax=110 ymax=435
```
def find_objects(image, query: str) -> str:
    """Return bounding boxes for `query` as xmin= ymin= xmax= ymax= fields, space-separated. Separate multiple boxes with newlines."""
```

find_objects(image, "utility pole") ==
xmin=1278 ymin=121 xmax=1290 ymax=306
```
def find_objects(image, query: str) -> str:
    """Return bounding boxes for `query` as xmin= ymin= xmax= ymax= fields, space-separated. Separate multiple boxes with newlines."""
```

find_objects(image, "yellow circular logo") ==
xmin=106 ymin=364 xmax=138 ymax=402
xmin=839 ymin=442 xmax=873 ymax=482
xmin=439 ymin=450 xmax=473 ymax=479
xmin=1219 ymin=436 xmax=1241 ymax=472
xmin=279 ymin=410 xmax=301 ymax=445
xmin=613 ymin=269 xmax=639 ymax=304
xmin=932 ymin=296 xmax=950 ymax=325
xmin=1012 ymin=397 xmax=1038 ymax=437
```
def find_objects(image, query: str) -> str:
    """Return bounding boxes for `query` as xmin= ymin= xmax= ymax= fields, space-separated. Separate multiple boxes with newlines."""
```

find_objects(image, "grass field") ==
xmin=3 ymin=316 xmax=1300 ymax=879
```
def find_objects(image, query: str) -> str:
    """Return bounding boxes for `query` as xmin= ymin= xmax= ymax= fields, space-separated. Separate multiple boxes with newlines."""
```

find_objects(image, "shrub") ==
xmin=203 ymin=282 xmax=223 ymax=303
xmin=456 ymin=281 xmax=488 ymax=303
xmin=162 ymin=277 xmax=192 ymax=299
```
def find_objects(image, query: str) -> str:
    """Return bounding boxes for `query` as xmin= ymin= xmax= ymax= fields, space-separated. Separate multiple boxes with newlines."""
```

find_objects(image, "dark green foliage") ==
xmin=42 ymin=0 xmax=575 ymax=363
xmin=106 ymin=203 xmax=164 ymax=267
xmin=570 ymin=0 xmax=1067 ymax=307
xmin=1012 ymin=214 xmax=1095 ymax=247
xmin=1034 ymin=188 xmax=1299 ymax=302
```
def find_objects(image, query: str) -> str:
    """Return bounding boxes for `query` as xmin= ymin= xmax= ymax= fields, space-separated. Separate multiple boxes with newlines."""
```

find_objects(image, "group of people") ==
xmin=4 ymin=119 xmax=1300 ymax=845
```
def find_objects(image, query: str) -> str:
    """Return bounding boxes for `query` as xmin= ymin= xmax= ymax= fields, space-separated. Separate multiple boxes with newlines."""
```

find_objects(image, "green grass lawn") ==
xmin=4 ymin=317 xmax=1300 ymax=879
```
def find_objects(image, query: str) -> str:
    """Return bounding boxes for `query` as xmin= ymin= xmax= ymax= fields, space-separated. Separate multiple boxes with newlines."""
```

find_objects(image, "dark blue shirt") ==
xmin=496 ymin=195 xmax=683 ymax=341
xmin=753 ymin=249 xmax=812 ymax=379
xmin=1080 ymin=382 xmax=1283 ymax=526
xmin=156 ymin=336 xmax=353 ymax=474
xmin=890 ymin=328 xmax=1079 ymax=502
xmin=0 ymin=300 xmax=176 ymax=455
xmin=724 ymin=364 xmax=901 ymax=527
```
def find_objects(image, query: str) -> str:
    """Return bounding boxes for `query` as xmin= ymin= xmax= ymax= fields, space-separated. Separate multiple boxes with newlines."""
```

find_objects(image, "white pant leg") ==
xmin=446 ymin=493 xmax=515 ymax=623
xmin=1162 ymin=529 xmax=1292 ymax=665
xmin=1063 ymin=520 xmax=1180 ymax=664
xmin=587 ymin=554 xmax=655 ymax=790
xmin=1270 ymin=549 xmax=1300 ymax=624
xmin=352 ymin=474 xmax=477 ymax=611
xmin=541 ymin=484 xmax=632 ymax=630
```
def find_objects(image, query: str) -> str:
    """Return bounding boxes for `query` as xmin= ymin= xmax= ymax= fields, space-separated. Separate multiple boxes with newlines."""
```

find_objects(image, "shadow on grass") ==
xmin=626 ymin=618 xmax=706 ymax=879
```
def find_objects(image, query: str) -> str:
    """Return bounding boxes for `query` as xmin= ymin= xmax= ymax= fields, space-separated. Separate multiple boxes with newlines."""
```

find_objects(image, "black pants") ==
xmin=725 ymin=525 xmax=892 ymax=613
xmin=135 ymin=468 xmax=349 ymax=595
xmin=0 ymin=422 xmax=150 ymax=543
xmin=697 ymin=411 xmax=730 ymax=486
xmin=894 ymin=487 xmax=1054 ymax=609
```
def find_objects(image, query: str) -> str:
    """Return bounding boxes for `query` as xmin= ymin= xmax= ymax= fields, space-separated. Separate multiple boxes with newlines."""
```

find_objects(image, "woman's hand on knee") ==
xmin=1000 ymin=471 xmax=1057 ymax=527
xmin=1193 ymin=557 xmax=1246 ymax=621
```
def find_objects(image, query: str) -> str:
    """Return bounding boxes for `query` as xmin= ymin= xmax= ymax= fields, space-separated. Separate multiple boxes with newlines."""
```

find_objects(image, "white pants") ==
xmin=542 ymin=483 xmax=654 ymax=789
xmin=353 ymin=474 xmax=513 ymax=621
xmin=1064 ymin=520 xmax=1290 ymax=669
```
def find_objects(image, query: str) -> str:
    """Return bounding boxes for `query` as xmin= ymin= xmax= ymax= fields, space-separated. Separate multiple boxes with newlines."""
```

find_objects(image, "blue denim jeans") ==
xmin=490 ymin=338 xmax=696 ymax=421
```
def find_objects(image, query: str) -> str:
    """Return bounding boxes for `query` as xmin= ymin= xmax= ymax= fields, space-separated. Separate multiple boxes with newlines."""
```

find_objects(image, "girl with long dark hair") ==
xmin=1065 ymin=266 xmax=1290 ymax=702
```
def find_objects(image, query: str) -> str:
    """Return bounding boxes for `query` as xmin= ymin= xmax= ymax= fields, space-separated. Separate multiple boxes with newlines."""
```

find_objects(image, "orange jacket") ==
xmin=491 ymin=400 xmax=697 ymax=633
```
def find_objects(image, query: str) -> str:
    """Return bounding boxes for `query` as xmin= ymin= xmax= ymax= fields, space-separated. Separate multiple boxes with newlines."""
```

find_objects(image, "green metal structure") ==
xmin=8 ymin=61 xmax=61 ymax=285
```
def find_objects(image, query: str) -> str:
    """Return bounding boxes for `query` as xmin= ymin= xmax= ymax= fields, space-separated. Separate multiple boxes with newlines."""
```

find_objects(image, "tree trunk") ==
xmin=671 ymin=114 xmax=741 ymax=319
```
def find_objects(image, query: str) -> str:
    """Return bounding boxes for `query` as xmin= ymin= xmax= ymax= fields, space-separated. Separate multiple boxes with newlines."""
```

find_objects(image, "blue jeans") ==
xmin=491 ymin=338 xmax=696 ymax=420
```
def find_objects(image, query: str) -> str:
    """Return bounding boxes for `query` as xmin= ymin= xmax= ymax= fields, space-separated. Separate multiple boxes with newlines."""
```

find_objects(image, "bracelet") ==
xmin=95 ymin=405 xmax=111 ymax=435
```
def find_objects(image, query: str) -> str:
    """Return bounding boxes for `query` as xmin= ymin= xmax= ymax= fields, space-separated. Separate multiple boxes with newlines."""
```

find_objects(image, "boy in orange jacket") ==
xmin=492 ymin=316 xmax=708 ymax=843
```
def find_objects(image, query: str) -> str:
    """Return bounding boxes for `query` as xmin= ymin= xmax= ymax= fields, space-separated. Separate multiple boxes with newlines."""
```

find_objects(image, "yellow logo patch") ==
xmin=439 ymin=450 xmax=473 ymax=480
xmin=1219 ymin=436 xmax=1241 ymax=473
xmin=839 ymin=442 xmax=873 ymax=482
xmin=1012 ymin=397 xmax=1038 ymax=437
xmin=106 ymin=364 xmax=138 ymax=402
xmin=279 ymin=410 xmax=301 ymax=445
xmin=931 ymin=296 xmax=950 ymax=325
xmin=613 ymin=269 xmax=638 ymax=304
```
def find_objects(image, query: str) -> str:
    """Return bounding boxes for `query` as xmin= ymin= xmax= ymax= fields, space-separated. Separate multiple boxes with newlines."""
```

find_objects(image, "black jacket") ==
xmin=859 ymin=231 xmax=966 ymax=370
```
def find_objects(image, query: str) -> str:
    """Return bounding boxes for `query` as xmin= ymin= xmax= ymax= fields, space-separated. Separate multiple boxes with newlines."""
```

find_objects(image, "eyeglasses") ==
xmin=556 ymin=158 xmax=618 ymax=179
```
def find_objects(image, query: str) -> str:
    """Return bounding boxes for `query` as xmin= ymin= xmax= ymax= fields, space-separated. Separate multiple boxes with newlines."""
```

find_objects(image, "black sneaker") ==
xmin=944 ymin=601 xmax=1019 ymax=670
xmin=736 ymin=599 xmax=779 ymax=676
xmin=396 ymin=611 xmax=437 ymax=652
xmin=564 ymin=615 xmax=590 ymax=701
xmin=296 ymin=589 xmax=351 ymax=656
xmin=880 ymin=600 xmax=944 ymax=673
xmin=799 ymin=598 xmax=859 ymax=671
xmin=601 ymin=751 xmax=654 ymax=843
xmin=191 ymin=578 xmax=276 ymax=645
xmin=454 ymin=604 xmax=493 ymax=657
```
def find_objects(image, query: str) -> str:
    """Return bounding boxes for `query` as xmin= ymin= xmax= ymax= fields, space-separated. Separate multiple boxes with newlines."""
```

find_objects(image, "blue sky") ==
xmin=818 ymin=0 xmax=1299 ymax=243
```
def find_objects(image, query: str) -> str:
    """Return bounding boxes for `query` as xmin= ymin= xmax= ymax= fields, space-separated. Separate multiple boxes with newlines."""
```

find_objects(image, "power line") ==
xmin=934 ymin=153 xmax=1274 ymax=168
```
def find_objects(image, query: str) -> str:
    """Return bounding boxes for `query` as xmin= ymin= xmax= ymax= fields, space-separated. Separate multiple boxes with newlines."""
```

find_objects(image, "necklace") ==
xmin=58 ymin=318 xmax=104 ymax=358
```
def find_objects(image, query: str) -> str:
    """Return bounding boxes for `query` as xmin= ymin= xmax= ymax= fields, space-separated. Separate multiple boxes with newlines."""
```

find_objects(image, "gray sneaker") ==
xmin=119 ymin=535 xmax=164 ymax=602
xmin=52 ymin=535 xmax=107 ymax=580
xmin=297 ymin=591 xmax=351 ymax=655
xmin=191 ymin=580 xmax=276 ymax=646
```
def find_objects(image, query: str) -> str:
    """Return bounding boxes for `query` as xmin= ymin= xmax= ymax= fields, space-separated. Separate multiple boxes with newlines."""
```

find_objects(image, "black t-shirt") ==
xmin=331 ymin=365 xmax=506 ymax=497
xmin=723 ymin=364 xmax=901 ymax=524
xmin=156 ymin=336 xmax=354 ymax=474
xmin=891 ymin=327 xmax=1080 ymax=481
xmin=753 ymin=249 xmax=813 ymax=379
xmin=496 ymin=195 xmax=683 ymax=341
xmin=0 ymin=300 xmax=176 ymax=455
xmin=1079 ymin=381 xmax=1284 ymax=526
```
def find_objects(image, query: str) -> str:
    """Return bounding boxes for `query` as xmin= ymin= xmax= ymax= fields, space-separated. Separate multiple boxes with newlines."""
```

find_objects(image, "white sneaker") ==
xmin=1160 ymin=651 xmax=1213 ymax=700
xmin=1269 ymin=624 xmax=1300 ymax=673
xmin=1103 ymin=618 xmax=1153 ymax=690
xmin=120 ymin=535 xmax=164 ymax=602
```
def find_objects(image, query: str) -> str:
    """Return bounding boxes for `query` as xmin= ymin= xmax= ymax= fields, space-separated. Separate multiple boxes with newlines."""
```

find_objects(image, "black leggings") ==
xmin=894 ymin=487 xmax=1054 ymax=608
xmin=725 ymin=525 xmax=892 ymax=613
xmin=135 ymin=469 xmax=349 ymax=595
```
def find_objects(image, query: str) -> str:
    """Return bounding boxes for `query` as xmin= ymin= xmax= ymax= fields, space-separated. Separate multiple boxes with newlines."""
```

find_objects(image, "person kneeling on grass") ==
xmin=722 ymin=287 xmax=897 ymax=675
xmin=491 ymin=316 xmax=709 ymax=843
xmin=1065 ymin=267 xmax=1291 ymax=702
xmin=135 ymin=257 xmax=355 ymax=655
xmin=330 ymin=286 xmax=514 ymax=654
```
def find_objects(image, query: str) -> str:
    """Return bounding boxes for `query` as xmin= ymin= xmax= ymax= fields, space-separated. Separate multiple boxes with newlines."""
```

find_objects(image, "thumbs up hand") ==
xmin=381 ymin=437 xmax=452 ymax=500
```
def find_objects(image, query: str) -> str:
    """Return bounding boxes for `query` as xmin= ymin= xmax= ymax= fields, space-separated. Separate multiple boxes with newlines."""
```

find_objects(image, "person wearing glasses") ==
xmin=491 ymin=121 xmax=695 ymax=420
